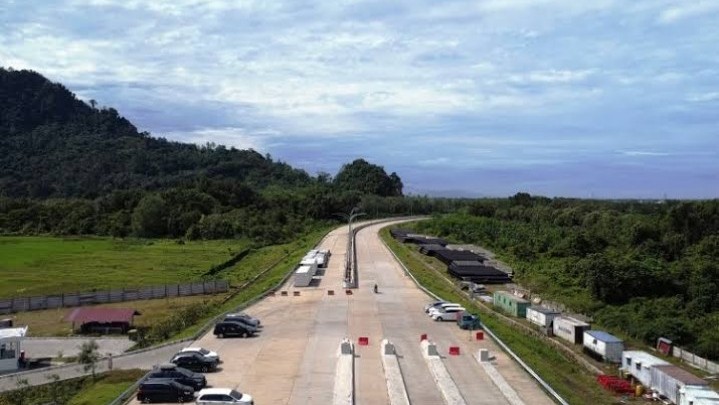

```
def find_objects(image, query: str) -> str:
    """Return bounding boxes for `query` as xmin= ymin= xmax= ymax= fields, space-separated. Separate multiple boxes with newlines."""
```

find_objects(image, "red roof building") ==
xmin=65 ymin=308 xmax=140 ymax=334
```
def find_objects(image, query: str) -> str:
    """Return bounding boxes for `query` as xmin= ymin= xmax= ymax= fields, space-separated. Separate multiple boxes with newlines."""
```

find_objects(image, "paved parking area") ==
xmin=126 ymin=221 xmax=554 ymax=405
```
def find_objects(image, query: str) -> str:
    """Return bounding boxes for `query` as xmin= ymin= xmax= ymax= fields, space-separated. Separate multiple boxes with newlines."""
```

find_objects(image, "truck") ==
xmin=457 ymin=312 xmax=482 ymax=330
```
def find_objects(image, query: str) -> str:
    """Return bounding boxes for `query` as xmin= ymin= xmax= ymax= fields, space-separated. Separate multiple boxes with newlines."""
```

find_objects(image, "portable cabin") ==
xmin=552 ymin=316 xmax=591 ymax=344
xmin=679 ymin=386 xmax=719 ymax=405
xmin=0 ymin=326 xmax=28 ymax=371
xmin=526 ymin=306 xmax=561 ymax=329
xmin=583 ymin=330 xmax=624 ymax=363
xmin=651 ymin=365 xmax=709 ymax=405
xmin=293 ymin=264 xmax=316 ymax=287
xmin=493 ymin=291 xmax=530 ymax=318
xmin=621 ymin=350 xmax=669 ymax=388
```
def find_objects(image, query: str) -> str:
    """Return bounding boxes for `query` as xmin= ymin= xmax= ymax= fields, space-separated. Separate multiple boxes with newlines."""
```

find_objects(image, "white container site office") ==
xmin=526 ymin=306 xmax=561 ymax=329
xmin=0 ymin=326 xmax=28 ymax=372
xmin=621 ymin=350 xmax=669 ymax=388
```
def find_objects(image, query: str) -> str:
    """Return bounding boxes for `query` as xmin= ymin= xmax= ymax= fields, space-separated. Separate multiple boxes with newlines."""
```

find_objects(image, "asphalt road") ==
xmin=125 ymin=220 xmax=554 ymax=405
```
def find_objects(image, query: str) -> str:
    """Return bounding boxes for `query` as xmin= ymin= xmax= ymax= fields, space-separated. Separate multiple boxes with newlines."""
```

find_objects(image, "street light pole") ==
xmin=336 ymin=207 xmax=365 ymax=288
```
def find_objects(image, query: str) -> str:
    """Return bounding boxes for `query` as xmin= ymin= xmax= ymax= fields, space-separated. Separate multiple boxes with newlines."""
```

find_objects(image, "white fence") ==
xmin=0 ymin=280 xmax=229 ymax=314
xmin=672 ymin=346 xmax=719 ymax=374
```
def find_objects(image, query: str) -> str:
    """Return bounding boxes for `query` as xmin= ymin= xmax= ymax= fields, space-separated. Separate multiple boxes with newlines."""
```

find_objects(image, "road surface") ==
xmin=123 ymin=220 xmax=555 ymax=405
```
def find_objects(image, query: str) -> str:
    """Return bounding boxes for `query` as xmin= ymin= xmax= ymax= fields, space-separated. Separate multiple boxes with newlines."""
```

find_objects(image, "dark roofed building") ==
xmin=434 ymin=250 xmax=484 ymax=265
xmin=390 ymin=228 xmax=412 ymax=239
xmin=65 ymin=308 xmax=140 ymax=334
xmin=405 ymin=236 xmax=448 ymax=246
xmin=418 ymin=244 xmax=447 ymax=256
xmin=448 ymin=261 xmax=512 ymax=283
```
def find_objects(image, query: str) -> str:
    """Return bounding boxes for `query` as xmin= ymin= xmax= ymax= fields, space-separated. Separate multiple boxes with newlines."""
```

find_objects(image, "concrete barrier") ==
xmin=476 ymin=352 xmax=526 ymax=405
xmin=420 ymin=340 xmax=467 ymax=405
xmin=333 ymin=338 xmax=355 ymax=405
xmin=381 ymin=339 xmax=410 ymax=405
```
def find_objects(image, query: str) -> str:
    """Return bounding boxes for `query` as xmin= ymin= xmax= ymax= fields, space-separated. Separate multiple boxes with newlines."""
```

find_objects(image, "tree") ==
xmin=78 ymin=340 xmax=101 ymax=380
xmin=131 ymin=194 xmax=167 ymax=237
xmin=333 ymin=159 xmax=403 ymax=197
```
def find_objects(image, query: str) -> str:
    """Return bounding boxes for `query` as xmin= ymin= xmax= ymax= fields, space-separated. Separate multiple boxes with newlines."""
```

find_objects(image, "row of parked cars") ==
xmin=424 ymin=300 xmax=482 ymax=329
xmin=137 ymin=312 xmax=262 ymax=404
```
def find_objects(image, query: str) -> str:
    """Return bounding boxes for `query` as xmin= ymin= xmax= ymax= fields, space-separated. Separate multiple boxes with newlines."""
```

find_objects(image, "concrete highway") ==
xmin=127 ymin=220 xmax=554 ymax=405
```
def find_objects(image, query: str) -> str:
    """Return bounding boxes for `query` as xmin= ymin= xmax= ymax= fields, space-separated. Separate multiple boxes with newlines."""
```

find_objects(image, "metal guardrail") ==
xmin=379 ymin=229 xmax=570 ymax=405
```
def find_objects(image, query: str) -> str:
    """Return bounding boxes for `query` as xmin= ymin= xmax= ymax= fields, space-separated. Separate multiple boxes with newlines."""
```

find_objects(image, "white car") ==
xmin=196 ymin=388 xmax=254 ymax=404
xmin=427 ymin=303 xmax=462 ymax=316
xmin=180 ymin=347 xmax=220 ymax=362
xmin=424 ymin=300 xmax=448 ymax=313
xmin=431 ymin=307 xmax=465 ymax=321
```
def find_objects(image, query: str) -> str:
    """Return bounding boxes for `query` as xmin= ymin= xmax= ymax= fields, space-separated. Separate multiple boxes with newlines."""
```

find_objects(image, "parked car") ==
xmin=171 ymin=352 xmax=219 ymax=372
xmin=431 ymin=306 xmax=466 ymax=321
xmin=180 ymin=347 xmax=220 ymax=362
xmin=428 ymin=303 xmax=462 ymax=316
xmin=147 ymin=363 xmax=206 ymax=390
xmin=424 ymin=300 xmax=448 ymax=313
xmin=457 ymin=312 xmax=482 ymax=330
xmin=224 ymin=312 xmax=261 ymax=327
xmin=214 ymin=321 xmax=258 ymax=338
xmin=136 ymin=380 xmax=194 ymax=403
xmin=196 ymin=388 xmax=254 ymax=404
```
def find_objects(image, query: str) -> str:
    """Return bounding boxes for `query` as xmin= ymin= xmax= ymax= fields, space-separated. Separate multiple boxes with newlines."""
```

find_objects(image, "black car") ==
xmin=223 ymin=315 xmax=261 ymax=330
xmin=147 ymin=363 xmax=207 ymax=390
xmin=171 ymin=352 xmax=218 ymax=372
xmin=213 ymin=321 xmax=257 ymax=338
xmin=137 ymin=380 xmax=194 ymax=403
xmin=224 ymin=312 xmax=261 ymax=327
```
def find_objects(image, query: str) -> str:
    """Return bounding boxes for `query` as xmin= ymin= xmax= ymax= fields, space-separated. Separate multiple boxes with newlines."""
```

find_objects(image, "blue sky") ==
xmin=1 ymin=0 xmax=718 ymax=198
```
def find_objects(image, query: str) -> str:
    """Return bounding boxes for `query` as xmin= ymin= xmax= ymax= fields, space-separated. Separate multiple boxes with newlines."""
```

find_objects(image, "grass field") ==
xmin=0 ymin=237 xmax=251 ymax=297
xmin=9 ymin=227 xmax=332 ymax=339
xmin=379 ymin=226 xmax=623 ymax=405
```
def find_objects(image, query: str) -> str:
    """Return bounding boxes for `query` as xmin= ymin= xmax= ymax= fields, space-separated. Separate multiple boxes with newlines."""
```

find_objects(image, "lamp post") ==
xmin=335 ymin=207 xmax=365 ymax=288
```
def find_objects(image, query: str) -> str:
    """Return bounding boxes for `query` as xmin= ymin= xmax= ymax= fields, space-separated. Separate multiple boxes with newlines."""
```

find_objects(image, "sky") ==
xmin=1 ymin=0 xmax=718 ymax=198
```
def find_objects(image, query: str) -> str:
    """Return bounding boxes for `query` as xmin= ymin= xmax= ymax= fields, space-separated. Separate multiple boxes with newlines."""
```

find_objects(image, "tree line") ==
xmin=415 ymin=194 xmax=719 ymax=360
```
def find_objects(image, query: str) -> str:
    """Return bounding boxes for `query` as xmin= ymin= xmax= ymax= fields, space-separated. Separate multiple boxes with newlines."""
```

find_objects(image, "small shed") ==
xmin=493 ymin=291 xmax=530 ymax=318
xmin=553 ymin=316 xmax=591 ymax=344
xmin=448 ymin=261 xmax=511 ymax=283
xmin=651 ymin=365 xmax=709 ymax=405
xmin=679 ymin=386 xmax=719 ymax=405
xmin=434 ymin=250 xmax=484 ymax=265
xmin=583 ymin=330 xmax=623 ymax=363
xmin=65 ymin=308 xmax=140 ymax=334
xmin=526 ymin=306 xmax=561 ymax=329
xmin=0 ymin=326 xmax=28 ymax=372
xmin=621 ymin=350 xmax=669 ymax=388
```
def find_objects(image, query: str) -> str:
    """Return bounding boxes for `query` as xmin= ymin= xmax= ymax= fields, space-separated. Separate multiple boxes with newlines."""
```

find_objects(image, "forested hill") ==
xmin=0 ymin=67 xmax=312 ymax=198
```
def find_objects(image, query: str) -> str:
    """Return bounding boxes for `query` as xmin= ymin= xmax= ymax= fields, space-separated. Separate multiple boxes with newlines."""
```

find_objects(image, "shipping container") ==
xmin=552 ymin=316 xmax=590 ymax=344
xmin=526 ymin=306 xmax=561 ymax=328
xmin=583 ymin=330 xmax=623 ymax=363
xmin=679 ymin=385 xmax=719 ymax=405
xmin=621 ymin=350 xmax=669 ymax=388
xmin=493 ymin=291 xmax=530 ymax=318
xmin=651 ymin=365 xmax=709 ymax=405
xmin=293 ymin=264 xmax=316 ymax=287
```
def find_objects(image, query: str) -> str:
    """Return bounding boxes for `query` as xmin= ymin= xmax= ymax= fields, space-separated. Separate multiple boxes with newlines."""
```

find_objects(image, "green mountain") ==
xmin=0 ymin=67 xmax=313 ymax=198
xmin=0 ymin=67 xmax=408 ymax=241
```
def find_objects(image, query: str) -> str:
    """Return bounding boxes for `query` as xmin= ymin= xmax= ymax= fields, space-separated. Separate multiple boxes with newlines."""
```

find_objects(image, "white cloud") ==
xmin=619 ymin=150 xmax=671 ymax=157
xmin=687 ymin=92 xmax=719 ymax=102
xmin=658 ymin=1 xmax=719 ymax=24
xmin=165 ymin=127 xmax=265 ymax=150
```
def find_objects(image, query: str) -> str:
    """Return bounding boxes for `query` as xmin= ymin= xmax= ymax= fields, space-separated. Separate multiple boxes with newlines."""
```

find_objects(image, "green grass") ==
xmin=68 ymin=369 xmax=146 ymax=405
xmin=0 ymin=236 xmax=251 ymax=297
xmin=380 ymin=227 xmax=624 ymax=405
